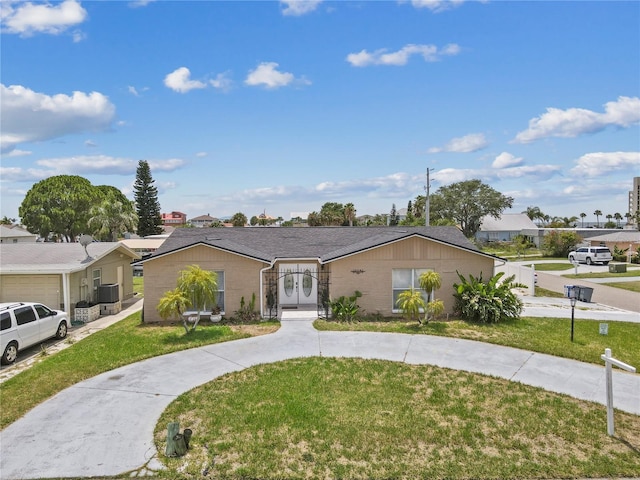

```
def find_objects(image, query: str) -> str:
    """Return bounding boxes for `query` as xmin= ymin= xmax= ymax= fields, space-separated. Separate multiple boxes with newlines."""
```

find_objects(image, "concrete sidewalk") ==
xmin=1 ymin=309 xmax=638 ymax=479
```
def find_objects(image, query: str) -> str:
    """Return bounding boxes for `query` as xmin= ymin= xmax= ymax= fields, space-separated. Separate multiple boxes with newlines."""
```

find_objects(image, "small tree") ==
xmin=157 ymin=265 xmax=218 ymax=333
xmin=134 ymin=160 xmax=163 ymax=237
xmin=418 ymin=271 xmax=442 ymax=323
xmin=395 ymin=289 xmax=426 ymax=323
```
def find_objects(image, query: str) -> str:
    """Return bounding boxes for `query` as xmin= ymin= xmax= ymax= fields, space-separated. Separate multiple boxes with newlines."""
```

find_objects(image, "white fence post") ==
xmin=600 ymin=348 xmax=636 ymax=436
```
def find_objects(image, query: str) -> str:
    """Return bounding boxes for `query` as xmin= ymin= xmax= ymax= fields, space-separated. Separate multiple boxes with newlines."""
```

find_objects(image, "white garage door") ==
xmin=0 ymin=275 xmax=61 ymax=310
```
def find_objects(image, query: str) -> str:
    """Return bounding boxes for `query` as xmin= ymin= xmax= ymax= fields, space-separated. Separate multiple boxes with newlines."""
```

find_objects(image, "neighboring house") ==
xmin=0 ymin=242 xmax=140 ymax=316
xmin=119 ymin=238 xmax=166 ymax=257
xmin=587 ymin=231 xmax=640 ymax=254
xmin=190 ymin=214 xmax=219 ymax=227
xmin=0 ymin=225 xmax=37 ymax=244
xmin=476 ymin=214 xmax=539 ymax=244
xmin=161 ymin=211 xmax=187 ymax=226
xmin=141 ymin=226 xmax=500 ymax=323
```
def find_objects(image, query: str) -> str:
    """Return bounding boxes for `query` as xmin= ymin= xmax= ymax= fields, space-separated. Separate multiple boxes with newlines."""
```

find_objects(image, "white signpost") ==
xmin=600 ymin=348 xmax=636 ymax=436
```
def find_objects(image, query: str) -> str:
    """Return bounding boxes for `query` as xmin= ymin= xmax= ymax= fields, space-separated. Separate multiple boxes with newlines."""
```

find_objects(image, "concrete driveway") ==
xmin=1 ymin=309 xmax=638 ymax=479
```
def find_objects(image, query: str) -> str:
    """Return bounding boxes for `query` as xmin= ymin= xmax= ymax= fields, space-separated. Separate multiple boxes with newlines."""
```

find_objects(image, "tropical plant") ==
xmin=395 ymin=289 xmax=425 ymax=323
xmin=612 ymin=245 xmax=629 ymax=262
xmin=157 ymin=288 xmax=191 ymax=324
xmin=331 ymin=291 xmax=362 ymax=322
xmin=88 ymin=198 xmax=137 ymax=242
xmin=418 ymin=270 xmax=443 ymax=323
xmin=235 ymin=293 xmax=260 ymax=322
xmin=593 ymin=210 xmax=602 ymax=228
xmin=426 ymin=299 xmax=445 ymax=321
xmin=453 ymin=271 xmax=523 ymax=324
xmin=580 ymin=212 xmax=586 ymax=227
xmin=157 ymin=265 xmax=218 ymax=333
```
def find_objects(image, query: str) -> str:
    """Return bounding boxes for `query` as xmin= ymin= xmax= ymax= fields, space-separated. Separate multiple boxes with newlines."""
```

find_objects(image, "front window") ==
xmin=214 ymin=270 xmax=225 ymax=313
xmin=392 ymin=268 xmax=430 ymax=312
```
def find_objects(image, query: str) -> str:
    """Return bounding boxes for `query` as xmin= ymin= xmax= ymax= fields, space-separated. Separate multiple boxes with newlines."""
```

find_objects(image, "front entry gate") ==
xmin=263 ymin=265 xmax=330 ymax=319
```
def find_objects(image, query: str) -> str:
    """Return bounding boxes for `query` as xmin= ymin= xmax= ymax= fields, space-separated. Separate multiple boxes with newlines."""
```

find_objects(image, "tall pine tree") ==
xmin=133 ymin=160 xmax=163 ymax=237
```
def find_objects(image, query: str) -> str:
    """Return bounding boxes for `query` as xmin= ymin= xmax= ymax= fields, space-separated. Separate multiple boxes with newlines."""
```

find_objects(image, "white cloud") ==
xmin=84 ymin=139 xmax=97 ymax=147
xmin=570 ymin=151 xmax=640 ymax=177
xmin=4 ymin=149 xmax=31 ymax=158
xmin=245 ymin=62 xmax=310 ymax=89
xmin=347 ymin=43 xmax=461 ymax=67
xmin=210 ymin=71 xmax=233 ymax=92
xmin=428 ymin=133 xmax=488 ymax=153
xmin=2 ymin=155 xmax=186 ymax=181
xmin=129 ymin=0 xmax=157 ymax=7
xmin=164 ymin=67 xmax=207 ymax=93
xmin=1 ymin=0 xmax=87 ymax=36
xmin=280 ymin=0 xmax=323 ymax=16
xmin=513 ymin=96 xmax=640 ymax=144
xmin=492 ymin=152 xmax=523 ymax=169
xmin=401 ymin=0 xmax=466 ymax=13
xmin=432 ymin=162 xmax=561 ymax=185
xmin=0 ymin=83 xmax=116 ymax=153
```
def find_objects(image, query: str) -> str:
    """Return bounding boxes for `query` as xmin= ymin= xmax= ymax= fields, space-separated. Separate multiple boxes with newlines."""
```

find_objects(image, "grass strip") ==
xmin=155 ymin=357 xmax=640 ymax=480
xmin=314 ymin=317 xmax=640 ymax=367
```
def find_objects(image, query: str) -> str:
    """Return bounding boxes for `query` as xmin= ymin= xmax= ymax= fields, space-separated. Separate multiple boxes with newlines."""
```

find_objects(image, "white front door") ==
xmin=279 ymin=264 xmax=317 ymax=306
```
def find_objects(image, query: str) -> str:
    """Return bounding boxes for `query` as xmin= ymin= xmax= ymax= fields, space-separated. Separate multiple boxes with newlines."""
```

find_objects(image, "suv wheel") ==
xmin=569 ymin=255 xmax=575 ymax=262
xmin=586 ymin=257 xmax=592 ymax=265
xmin=1 ymin=342 xmax=18 ymax=365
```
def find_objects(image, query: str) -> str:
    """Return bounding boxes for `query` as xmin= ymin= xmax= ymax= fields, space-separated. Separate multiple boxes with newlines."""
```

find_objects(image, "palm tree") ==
xmin=88 ymin=200 xmax=138 ymax=242
xmin=418 ymin=270 xmax=442 ymax=323
xmin=395 ymin=289 xmax=425 ymax=324
xmin=580 ymin=212 xmax=586 ymax=227
xmin=614 ymin=213 xmax=622 ymax=227
xmin=594 ymin=210 xmax=602 ymax=228
xmin=157 ymin=288 xmax=190 ymax=324
xmin=344 ymin=203 xmax=356 ymax=227
xmin=157 ymin=265 xmax=218 ymax=333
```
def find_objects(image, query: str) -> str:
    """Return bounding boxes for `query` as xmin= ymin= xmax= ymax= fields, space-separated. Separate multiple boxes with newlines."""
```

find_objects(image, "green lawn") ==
xmin=0 ymin=313 xmax=279 ymax=429
xmin=314 ymin=316 xmax=640 ymax=368
xmin=155 ymin=357 xmax=640 ymax=480
xmin=600 ymin=281 xmax=640 ymax=293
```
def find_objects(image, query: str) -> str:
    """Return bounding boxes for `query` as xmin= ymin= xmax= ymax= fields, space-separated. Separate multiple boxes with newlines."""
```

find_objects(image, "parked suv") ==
xmin=568 ymin=247 xmax=612 ymax=265
xmin=0 ymin=302 xmax=68 ymax=365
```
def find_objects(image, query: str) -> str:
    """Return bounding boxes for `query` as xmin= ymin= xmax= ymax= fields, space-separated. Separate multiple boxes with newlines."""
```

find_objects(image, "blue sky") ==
xmin=1 ymin=0 xmax=639 ymax=224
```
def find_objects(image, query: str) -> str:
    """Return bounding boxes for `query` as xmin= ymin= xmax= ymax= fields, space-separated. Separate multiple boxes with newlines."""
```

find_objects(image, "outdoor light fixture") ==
xmin=568 ymin=286 xmax=579 ymax=342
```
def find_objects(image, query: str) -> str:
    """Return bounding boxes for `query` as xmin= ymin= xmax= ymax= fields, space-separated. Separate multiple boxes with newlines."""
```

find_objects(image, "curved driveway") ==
xmin=1 ymin=312 xmax=639 ymax=479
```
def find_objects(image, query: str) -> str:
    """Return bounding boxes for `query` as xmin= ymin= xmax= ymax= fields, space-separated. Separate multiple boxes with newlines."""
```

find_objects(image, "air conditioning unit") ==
xmin=98 ymin=284 xmax=119 ymax=303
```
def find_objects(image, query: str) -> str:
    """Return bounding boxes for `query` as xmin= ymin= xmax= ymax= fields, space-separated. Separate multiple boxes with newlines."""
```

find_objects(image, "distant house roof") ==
xmin=479 ymin=213 xmax=538 ymax=232
xmin=0 ymin=242 xmax=140 ymax=274
xmin=587 ymin=231 xmax=640 ymax=244
xmin=0 ymin=225 xmax=37 ymax=240
xmin=190 ymin=214 xmax=218 ymax=223
xmin=119 ymin=238 xmax=166 ymax=251
xmin=145 ymin=226 xmax=501 ymax=264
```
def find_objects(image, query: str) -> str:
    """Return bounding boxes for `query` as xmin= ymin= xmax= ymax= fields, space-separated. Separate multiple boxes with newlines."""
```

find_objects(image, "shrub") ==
xmin=541 ymin=230 xmax=581 ymax=257
xmin=331 ymin=291 xmax=362 ymax=322
xmin=453 ymin=271 xmax=523 ymax=323
xmin=395 ymin=289 xmax=426 ymax=323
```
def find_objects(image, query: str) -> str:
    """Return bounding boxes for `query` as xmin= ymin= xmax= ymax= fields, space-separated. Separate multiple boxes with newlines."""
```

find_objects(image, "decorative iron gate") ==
xmin=262 ymin=265 xmax=330 ymax=319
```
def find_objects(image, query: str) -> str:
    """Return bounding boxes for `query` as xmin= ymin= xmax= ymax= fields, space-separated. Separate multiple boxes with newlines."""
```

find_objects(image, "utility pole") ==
xmin=424 ymin=168 xmax=433 ymax=226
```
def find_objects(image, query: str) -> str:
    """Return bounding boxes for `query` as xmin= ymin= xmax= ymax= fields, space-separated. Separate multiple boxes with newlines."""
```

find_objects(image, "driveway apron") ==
xmin=1 ymin=312 xmax=638 ymax=479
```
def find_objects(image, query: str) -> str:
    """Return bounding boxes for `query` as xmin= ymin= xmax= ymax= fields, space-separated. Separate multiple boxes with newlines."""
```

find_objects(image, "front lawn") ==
xmin=0 ymin=313 xmax=279 ymax=429
xmin=314 ymin=316 xmax=640 ymax=367
xmin=155 ymin=357 xmax=640 ymax=479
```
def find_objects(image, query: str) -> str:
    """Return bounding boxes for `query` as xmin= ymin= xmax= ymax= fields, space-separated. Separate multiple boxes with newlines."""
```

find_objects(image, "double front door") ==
xmin=278 ymin=264 xmax=317 ymax=306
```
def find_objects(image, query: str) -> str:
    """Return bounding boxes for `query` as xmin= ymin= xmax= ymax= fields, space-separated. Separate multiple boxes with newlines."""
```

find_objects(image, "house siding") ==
xmin=328 ymin=237 xmax=494 ymax=316
xmin=143 ymin=244 xmax=269 ymax=323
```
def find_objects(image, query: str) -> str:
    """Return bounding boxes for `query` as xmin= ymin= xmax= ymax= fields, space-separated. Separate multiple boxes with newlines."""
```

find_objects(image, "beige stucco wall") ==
xmin=143 ymin=244 xmax=269 ymax=323
xmin=143 ymin=236 xmax=495 ymax=322
xmin=328 ymin=237 xmax=495 ymax=316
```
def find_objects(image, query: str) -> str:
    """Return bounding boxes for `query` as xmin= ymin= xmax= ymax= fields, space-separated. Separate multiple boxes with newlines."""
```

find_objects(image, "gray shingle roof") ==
xmin=147 ymin=226 xmax=494 ymax=264
xmin=0 ymin=242 xmax=140 ymax=274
